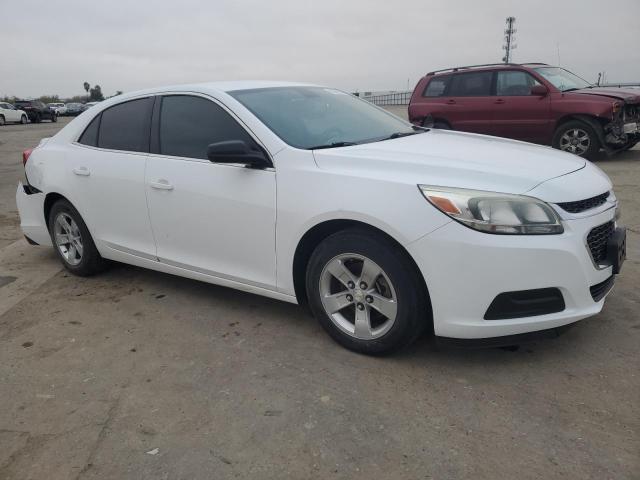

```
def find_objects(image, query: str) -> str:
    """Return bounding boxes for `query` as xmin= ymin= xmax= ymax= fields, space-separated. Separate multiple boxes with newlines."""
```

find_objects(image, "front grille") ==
xmin=590 ymin=275 xmax=614 ymax=302
xmin=587 ymin=221 xmax=615 ymax=264
xmin=557 ymin=192 xmax=610 ymax=213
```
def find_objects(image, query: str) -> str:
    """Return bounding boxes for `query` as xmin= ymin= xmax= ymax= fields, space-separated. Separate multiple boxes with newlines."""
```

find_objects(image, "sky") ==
xmin=2 ymin=0 xmax=639 ymax=99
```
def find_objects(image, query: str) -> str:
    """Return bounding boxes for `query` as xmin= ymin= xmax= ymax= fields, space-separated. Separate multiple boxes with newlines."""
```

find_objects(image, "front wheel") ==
xmin=306 ymin=228 xmax=429 ymax=355
xmin=0 ymin=115 xmax=5 ymax=126
xmin=51 ymin=113 xmax=58 ymax=123
xmin=552 ymin=120 xmax=601 ymax=160
xmin=33 ymin=114 xmax=41 ymax=123
xmin=48 ymin=199 xmax=107 ymax=276
xmin=20 ymin=115 xmax=27 ymax=124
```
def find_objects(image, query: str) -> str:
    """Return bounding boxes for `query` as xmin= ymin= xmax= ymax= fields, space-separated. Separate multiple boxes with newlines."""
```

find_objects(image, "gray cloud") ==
xmin=2 ymin=0 xmax=638 ymax=98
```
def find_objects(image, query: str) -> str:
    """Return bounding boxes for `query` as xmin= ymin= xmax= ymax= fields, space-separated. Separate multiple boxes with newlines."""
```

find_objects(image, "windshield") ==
xmin=229 ymin=86 xmax=415 ymax=149
xmin=533 ymin=67 xmax=591 ymax=91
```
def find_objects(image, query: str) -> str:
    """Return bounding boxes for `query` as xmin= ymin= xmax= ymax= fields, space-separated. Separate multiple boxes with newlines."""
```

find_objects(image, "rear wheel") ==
xmin=306 ymin=228 xmax=429 ymax=355
xmin=0 ymin=115 xmax=5 ymax=126
xmin=34 ymin=114 xmax=41 ymax=123
xmin=52 ymin=113 xmax=58 ymax=123
xmin=48 ymin=199 xmax=107 ymax=276
xmin=552 ymin=120 xmax=600 ymax=160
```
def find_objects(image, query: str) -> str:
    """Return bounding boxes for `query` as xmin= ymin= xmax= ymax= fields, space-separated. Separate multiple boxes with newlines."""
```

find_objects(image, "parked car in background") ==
xmin=16 ymin=82 xmax=625 ymax=354
xmin=65 ymin=103 xmax=85 ymax=116
xmin=409 ymin=63 xmax=640 ymax=159
xmin=0 ymin=102 xmax=28 ymax=125
xmin=48 ymin=103 xmax=67 ymax=115
xmin=13 ymin=100 xmax=57 ymax=123
xmin=81 ymin=101 xmax=100 ymax=112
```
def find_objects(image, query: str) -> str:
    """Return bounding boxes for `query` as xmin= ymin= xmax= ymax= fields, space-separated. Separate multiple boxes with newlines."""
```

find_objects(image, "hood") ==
xmin=569 ymin=87 xmax=640 ymax=103
xmin=313 ymin=130 xmax=586 ymax=195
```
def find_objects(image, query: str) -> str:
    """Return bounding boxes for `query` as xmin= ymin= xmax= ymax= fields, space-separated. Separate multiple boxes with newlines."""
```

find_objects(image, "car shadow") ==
xmin=82 ymin=261 xmax=605 ymax=366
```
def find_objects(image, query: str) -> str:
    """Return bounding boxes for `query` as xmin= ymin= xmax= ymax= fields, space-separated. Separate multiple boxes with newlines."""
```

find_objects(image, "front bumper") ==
xmin=407 ymin=206 xmax=619 ymax=339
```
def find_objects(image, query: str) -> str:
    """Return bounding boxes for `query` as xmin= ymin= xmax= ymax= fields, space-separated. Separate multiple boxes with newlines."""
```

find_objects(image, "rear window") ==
xmin=422 ymin=76 xmax=450 ymax=97
xmin=97 ymin=97 xmax=153 ymax=152
xmin=78 ymin=114 xmax=101 ymax=147
xmin=448 ymin=72 xmax=493 ymax=96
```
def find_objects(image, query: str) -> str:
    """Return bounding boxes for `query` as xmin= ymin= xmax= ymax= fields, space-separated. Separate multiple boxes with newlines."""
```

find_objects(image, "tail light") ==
xmin=22 ymin=148 xmax=33 ymax=167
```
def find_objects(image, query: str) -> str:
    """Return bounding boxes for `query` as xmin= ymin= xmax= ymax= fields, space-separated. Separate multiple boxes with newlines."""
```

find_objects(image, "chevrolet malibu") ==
xmin=16 ymin=81 xmax=626 ymax=354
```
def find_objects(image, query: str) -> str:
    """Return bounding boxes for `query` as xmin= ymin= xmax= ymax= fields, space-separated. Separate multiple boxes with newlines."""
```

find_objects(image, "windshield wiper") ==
xmin=307 ymin=141 xmax=358 ymax=150
xmin=384 ymin=127 xmax=429 ymax=140
xmin=387 ymin=131 xmax=419 ymax=139
xmin=562 ymin=87 xmax=582 ymax=92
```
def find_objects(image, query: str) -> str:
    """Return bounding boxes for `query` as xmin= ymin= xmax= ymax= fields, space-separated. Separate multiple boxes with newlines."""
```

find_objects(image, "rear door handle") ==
xmin=494 ymin=98 xmax=506 ymax=104
xmin=446 ymin=99 xmax=456 ymax=104
xmin=149 ymin=179 xmax=174 ymax=191
xmin=72 ymin=166 xmax=90 ymax=176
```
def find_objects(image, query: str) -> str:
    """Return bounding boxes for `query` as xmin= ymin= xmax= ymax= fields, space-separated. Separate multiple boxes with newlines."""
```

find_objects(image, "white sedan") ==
xmin=16 ymin=81 xmax=625 ymax=354
xmin=48 ymin=103 xmax=68 ymax=116
xmin=0 ymin=102 xmax=28 ymax=125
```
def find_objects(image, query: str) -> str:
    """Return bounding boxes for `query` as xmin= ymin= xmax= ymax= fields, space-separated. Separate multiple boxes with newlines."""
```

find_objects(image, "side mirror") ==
xmin=207 ymin=140 xmax=271 ymax=169
xmin=530 ymin=85 xmax=548 ymax=96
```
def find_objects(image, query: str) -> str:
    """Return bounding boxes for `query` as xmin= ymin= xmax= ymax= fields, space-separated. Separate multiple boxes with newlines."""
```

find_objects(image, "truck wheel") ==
xmin=552 ymin=120 xmax=601 ymax=160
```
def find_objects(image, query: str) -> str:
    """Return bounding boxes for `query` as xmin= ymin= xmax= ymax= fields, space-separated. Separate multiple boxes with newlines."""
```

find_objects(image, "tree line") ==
xmin=1 ymin=82 xmax=123 ymax=105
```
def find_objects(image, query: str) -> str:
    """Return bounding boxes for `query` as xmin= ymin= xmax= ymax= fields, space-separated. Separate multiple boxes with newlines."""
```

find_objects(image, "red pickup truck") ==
xmin=408 ymin=63 xmax=640 ymax=159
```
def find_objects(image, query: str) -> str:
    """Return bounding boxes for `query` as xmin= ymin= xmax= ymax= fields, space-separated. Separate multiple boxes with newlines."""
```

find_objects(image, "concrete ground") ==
xmin=0 ymin=116 xmax=638 ymax=479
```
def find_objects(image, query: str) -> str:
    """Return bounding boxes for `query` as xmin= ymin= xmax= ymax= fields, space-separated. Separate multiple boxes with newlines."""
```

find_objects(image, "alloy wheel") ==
xmin=319 ymin=253 xmax=398 ymax=340
xmin=54 ymin=212 xmax=83 ymax=266
xmin=559 ymin=128 xmax=591 ymax=155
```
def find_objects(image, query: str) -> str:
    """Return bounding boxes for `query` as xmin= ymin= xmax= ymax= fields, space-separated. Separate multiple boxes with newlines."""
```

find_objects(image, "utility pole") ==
xmin=502 ymin=16 xmax=517 ymax=63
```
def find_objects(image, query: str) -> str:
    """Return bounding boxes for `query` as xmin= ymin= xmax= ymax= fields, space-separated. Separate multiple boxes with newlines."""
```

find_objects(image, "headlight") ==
xmin=418 ymin=185 xmax=564 ymax=235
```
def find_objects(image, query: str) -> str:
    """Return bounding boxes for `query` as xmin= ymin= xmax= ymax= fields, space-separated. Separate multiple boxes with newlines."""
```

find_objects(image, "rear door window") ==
xmin=423 ymin=76 xmax=450 ymax=97
xmin=448 ymin=72 xmax=493 ymax=96
xmin=98 ymin=97 xmax=153 ymax=152
xmin=78 ymin=114 xmax=101 ymax=146
xmin=158 ymin=95 xmax=257 ymax=160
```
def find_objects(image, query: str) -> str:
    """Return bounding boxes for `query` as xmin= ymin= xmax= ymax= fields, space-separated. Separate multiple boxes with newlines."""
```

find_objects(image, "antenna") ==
xmin=501 ymin=16 xmax=517 ymax=63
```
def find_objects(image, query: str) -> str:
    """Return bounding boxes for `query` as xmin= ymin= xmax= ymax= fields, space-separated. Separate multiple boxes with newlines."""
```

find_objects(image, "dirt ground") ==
xmin=0 ymin=116 xmax=638 ymax=479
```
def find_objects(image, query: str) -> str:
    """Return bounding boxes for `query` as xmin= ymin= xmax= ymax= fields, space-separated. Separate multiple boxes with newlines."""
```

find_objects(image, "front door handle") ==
xmin=72 ymin=166 xmax=90 ymax=176
xmin=446 ymin=99 xmax=456 ymax=105
xmin=149 ymin=179 xmax=174 ymax=191
xmin=494 ymin=98 xmax=506 ymax=104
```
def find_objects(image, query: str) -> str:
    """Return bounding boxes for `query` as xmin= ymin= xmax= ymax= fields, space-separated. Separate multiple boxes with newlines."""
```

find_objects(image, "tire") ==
xmin=48 ymin=199 xmax=107 ymax=276
xmin=0 ymin=115 xmax=4 ymax=126
xmin=20 ymin=115 xmax=27 ymax=124
xmin=52 ymin=113 xmax=58 ymax=123
xmin=305 ymin=228 xmax=429 ymax=355
xmin=422 ymin=117 xmax=450 ymax=130
xmin=552 ymin=120 xmax=601 ymax=160
xmin=34 ymin=114 xmax=41 ymax=123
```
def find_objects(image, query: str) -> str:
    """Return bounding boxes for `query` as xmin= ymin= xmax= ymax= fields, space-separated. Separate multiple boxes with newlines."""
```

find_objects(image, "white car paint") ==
xmin=16 ymin=81 xmax=621 ymax=341
xmin=0 ymin=102 xmax=27 ymax=124
xmin=48 ymin=103 xmax=68 ymax=115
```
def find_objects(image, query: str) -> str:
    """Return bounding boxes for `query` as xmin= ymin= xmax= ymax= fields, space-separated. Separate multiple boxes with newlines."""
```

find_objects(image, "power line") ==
xmin=502 ymin=16 xmax=517 ymax=63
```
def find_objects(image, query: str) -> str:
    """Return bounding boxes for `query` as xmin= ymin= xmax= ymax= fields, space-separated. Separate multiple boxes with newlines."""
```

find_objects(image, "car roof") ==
xmin=427 ymin=63 xmax=554 ymax=77
xmin=105 ymin=80 xmax=319 ymax=104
